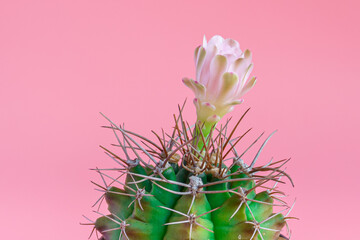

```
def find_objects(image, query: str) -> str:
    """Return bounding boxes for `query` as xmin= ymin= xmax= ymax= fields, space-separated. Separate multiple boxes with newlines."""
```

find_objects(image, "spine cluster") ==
xmin=82 ymin=105 xmax=295 ymax=240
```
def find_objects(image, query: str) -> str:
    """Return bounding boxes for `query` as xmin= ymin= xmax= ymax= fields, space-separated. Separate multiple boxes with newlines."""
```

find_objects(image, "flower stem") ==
xmin=194 ymin=121 xmax=216 ymax=152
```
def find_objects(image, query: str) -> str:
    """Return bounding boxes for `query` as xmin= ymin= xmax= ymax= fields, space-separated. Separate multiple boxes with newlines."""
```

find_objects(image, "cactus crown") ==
xmin=82 ymin=102 xmax=295 ymax=240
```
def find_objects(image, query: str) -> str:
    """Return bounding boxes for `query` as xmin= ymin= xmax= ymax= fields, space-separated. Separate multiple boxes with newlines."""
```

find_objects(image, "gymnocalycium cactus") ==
xmin=82 ymin=35 xmax=295 ymax=240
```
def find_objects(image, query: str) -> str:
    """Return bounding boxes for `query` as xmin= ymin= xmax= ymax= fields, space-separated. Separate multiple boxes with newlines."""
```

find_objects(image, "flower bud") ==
xmin=183 ymin=35 xmax=256 ymax=123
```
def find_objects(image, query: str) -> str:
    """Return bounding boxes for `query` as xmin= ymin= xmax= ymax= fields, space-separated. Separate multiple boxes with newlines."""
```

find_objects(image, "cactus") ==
xmin=82 ymin=35 xmax=295 ymax=240
xmin=82 ymin=106 xmax=294 ymax=240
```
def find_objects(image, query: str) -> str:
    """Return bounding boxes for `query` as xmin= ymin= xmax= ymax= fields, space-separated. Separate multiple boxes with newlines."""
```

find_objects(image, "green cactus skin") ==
xmin=87 ymin=110 xmax=294 ymax=240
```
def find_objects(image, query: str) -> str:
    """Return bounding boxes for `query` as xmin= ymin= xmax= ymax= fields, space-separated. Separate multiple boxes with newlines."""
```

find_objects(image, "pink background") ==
xmin=1 ymin=0 xmax=359 ymax=239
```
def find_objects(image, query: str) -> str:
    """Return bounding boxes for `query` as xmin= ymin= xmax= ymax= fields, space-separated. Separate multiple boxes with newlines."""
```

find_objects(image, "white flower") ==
xmin=183 ymin=35 xmax=256 ymax=123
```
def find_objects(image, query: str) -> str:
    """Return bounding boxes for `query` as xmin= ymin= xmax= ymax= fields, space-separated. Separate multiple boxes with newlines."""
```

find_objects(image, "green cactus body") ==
xmin=105 ymin=187 xmax=134 ymax=220
xmin=164 ymin=193 xmax=215 ymax=240
xmin=88 ymin=110 xmax=293 ymax=240
xmin=125 ymin=163 xmax=152 ymax=193
xmin=150 ymin=165 xmax=180 ymax=207
xmin=205 ymin=175 xmax=231 ymax=209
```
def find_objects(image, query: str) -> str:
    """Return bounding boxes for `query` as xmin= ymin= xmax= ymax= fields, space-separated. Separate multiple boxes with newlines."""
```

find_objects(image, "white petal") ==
xmin=208 ymin=35 xmax=225 ymax=49
xmin=193 ymin=81 xmax=206 ymax=98
xmin=226 ymin=99 xmax=244 ymax=106
xmin=196 ymin=47 xmax=206 ymax=81
xmin=234 ymin=63 xmax=253 ymax=98
xmin=232 ymin=49 xmax=252 ymax=82
xmin=193 ymin=98 xmax=200 ymax=109
xmin=240 ymin=63 xmax=254 ymax=88
xmin=198 ymin=45 xmax=218 ymax=86
xmin=216 ymin=72 xmax=239 ymax=103
xmin=201 ymin=102 xmax=216 ymax=111
xmin=206 ymin=114 xmax=221 ymax=123
xmin=182 ymin=78 xmax=196 ymax=94
xmin=206 ymin=54 xmax=228 ymax=99
xmin=203 ymin=35 xmax=207 ymax=48
xmin=194 ymin=45 xmax=201 ymax=63
xmin=224 ymin=38 xmax=240 ymax=49
xmin=238 ymin=76 xmax=257 ymax=98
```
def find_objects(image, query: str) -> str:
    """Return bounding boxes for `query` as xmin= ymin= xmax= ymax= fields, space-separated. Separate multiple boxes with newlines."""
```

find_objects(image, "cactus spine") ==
xmin=83 ymin=105 xmax=294 ymax=240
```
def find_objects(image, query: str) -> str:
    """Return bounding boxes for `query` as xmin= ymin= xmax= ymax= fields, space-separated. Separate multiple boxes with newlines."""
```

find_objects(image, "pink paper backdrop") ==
xmin=1 ymin=0 xmax=359 ymax=239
